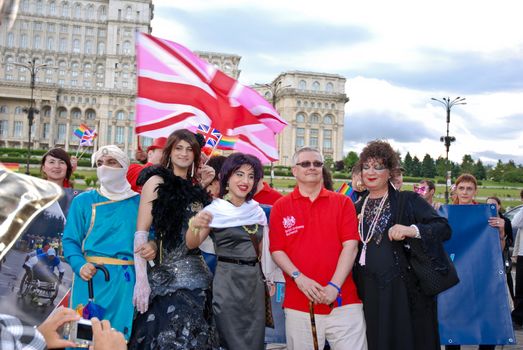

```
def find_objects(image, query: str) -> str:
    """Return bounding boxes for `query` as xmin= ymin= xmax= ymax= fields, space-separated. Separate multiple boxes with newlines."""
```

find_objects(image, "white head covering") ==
xmin=92 ymin=145 xmax=130 ymax=168
xmin=47 ymin=247 xmax=56 ymax=256
xmin=91 ymin=145 xmax=137 ymax=201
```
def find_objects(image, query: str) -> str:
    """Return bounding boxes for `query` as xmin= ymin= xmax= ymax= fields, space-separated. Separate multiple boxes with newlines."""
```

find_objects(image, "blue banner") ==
xmin=437 ymin=204 xmax=515 ymax=345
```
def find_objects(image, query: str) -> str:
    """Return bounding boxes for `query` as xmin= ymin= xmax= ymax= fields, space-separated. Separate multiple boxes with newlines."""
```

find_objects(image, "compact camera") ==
xmin=62 ymin=318 xmax=93 ymax=348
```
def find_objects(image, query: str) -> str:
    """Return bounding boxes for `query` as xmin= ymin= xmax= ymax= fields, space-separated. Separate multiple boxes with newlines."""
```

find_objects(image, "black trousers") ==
xmin=512 ymin=256 xmax=523 ymax=324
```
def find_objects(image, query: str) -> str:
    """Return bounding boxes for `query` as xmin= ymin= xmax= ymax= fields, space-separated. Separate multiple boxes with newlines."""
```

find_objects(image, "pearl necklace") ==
xmin=358 ymin=193 xmax=389 ymax=266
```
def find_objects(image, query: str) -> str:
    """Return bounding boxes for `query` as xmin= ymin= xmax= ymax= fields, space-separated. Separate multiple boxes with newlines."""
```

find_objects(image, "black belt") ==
xmin=217 ymin=256 xmax=258 ymax=266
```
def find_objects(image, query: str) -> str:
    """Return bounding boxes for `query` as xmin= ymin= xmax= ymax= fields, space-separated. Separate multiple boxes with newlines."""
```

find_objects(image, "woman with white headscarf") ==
xmin=62 ymin=145 xmax=140 ymax=340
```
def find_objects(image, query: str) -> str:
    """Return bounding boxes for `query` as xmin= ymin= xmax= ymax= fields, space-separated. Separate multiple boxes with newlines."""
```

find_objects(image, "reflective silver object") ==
xmin=0 ymin=168 xmax=63 ymax=260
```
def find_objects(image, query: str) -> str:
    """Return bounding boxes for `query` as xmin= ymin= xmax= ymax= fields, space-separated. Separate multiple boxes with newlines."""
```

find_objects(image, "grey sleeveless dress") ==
xmin=211 ymin=225 xmax=265 ymax=350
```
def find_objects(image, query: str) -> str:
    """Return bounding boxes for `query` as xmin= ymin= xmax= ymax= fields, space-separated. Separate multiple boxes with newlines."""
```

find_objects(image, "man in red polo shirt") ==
xmin=269 ymin=147 xmax=366 ymax=350
xmin=126 ymin=137 xmax=166 ymax=193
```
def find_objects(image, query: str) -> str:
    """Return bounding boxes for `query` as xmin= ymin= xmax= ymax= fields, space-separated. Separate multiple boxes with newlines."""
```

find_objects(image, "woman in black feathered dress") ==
xmin=128 ymin=129 xmax=222 ymax=350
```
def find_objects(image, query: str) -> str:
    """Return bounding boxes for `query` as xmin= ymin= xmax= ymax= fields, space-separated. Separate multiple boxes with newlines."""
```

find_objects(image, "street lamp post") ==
xmin=14 ymin=58 xmax=49 ymax=175
xmin=431 ymin=96 xmax=466 ymax=204
xmin=256 ymin=81 xmax=290 ymax=188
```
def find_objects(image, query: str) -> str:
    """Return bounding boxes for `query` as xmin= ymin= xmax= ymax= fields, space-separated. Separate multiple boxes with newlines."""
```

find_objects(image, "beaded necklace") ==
xmin=242 ymin=224 xmax=259 ymax=235
xmin=358 ymin=193 xmax=389 ymax=266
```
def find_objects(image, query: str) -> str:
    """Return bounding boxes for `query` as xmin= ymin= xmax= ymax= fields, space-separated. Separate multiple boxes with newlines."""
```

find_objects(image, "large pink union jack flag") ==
xmin=135 ymin=32 xmax=288 ymax=164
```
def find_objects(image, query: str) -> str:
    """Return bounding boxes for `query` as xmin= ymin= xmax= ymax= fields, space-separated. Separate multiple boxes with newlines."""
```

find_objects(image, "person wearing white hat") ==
xmin=62 ymin=145 xmax=140 ymax=340
xmin=23 ymin=247 xmax=65 ymax=284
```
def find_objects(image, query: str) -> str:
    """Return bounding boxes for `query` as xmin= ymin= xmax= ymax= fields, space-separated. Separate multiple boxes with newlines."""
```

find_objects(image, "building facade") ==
xmin=0 ymin=4 xmax=347 ymax=165
xmin=0 ymin=0 xmax=153 ymax=155
xmin=252 ymin=71 xmax=348 ymax=166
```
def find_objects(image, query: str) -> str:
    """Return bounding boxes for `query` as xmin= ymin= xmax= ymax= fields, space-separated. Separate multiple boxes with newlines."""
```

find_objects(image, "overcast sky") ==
xmin=151 ymin=0 xmax=523 ymax=164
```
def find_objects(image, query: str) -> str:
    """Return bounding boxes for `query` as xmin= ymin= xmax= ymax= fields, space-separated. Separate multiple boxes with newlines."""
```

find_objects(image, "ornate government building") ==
xmin=0 ymin=0 xmax=348 ymax=164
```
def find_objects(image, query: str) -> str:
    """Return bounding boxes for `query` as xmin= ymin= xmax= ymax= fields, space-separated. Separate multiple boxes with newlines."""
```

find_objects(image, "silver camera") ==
xmin=62 ymin=318 xmax=93 ymax=347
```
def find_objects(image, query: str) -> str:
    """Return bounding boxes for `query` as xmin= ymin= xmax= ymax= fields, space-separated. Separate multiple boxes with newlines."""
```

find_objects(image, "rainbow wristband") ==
xmin=328 ymin=281 xmax=342 ymax=307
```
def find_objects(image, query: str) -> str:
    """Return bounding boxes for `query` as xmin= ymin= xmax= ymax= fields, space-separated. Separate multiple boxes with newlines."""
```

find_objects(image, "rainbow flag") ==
xmin=0 ymin=162 xmax=20 ymax=171
xmin=217 ymin=135 xmax=238 ymax=150
xmin=73 ymin=124 xmax=90 ymax=139
xmin=337 ymin=183 xmax=354 ymax=197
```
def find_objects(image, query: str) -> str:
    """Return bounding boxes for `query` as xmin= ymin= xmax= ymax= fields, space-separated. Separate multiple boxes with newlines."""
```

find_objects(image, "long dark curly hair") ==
xmin=358 ymin=140 xmax=400 ymax=172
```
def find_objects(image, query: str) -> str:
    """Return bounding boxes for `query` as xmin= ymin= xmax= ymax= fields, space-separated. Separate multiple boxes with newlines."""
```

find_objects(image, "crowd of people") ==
xmin=3 ymin=131 xmax=522 ymax=350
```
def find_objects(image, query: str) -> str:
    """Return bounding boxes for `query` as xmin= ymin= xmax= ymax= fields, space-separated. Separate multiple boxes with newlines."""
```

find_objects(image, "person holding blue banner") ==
xmin=445 ymin=173 xmax=496 ymax=350
xmin=354 ymin=140 xmax=452 ymax=350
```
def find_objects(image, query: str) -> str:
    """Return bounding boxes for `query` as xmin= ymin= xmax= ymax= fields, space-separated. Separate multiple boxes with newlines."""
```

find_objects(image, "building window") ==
xmin=35 ymin=0 xmax=43 ymax=14
xmin=296 ymin=128 xmax=305 ymax=148
xmin=331 ymin=103 xmax=335 ymax=109
xmin=42 ymin=123 xmax=49 ymax=138
xmin=297 ymin=100 xmax=301 ymax=107
xmin=85 ymin=40 xmax=92 ymax=54
xmin=20 ymin=34 xmax=28 ymax=48
xmin=312 ymin=81 xmax=320 ymax=91
xmin=72 ymin=38 xmax=80 ymax=52
xmin=123 ymin=41 xmax=131 ymax=54
xmin=47 ymin=23 xmax=55 ymax=32
xmin=97 ymin=42 xmax=105 ymax=54
xmin=116 ymin=126 xmax=124 ymax=143
xmin=323 ymin=129 xmax=332 ymax=149
xmin=7 ymin=32 xmax=14 ymax=47
xmin=106 ymin=125 xmax=112 ymax=143
xmin=61 ymin=2 xmax=69 ymax=17
xmin=296 ymin=113 xmax=305 ymax=123
xmin=71 ymin=109 xmax=81 ymax=119
xmin=86 ymin=110 xmax=95 ymax=119
xmin=73 ymin=3 xmax=81 ymax=18
xmin=310 ymin=114 xmax=320 ymax=124
xmin=49 ymin=1 xmax=56 ymax=15
xmin=57 ymin=123 xmax=66 ymax=141
xmin=47 ymin=37 xmax=54 ymax=50
xmin=58 ymin=108 xmax=67 ymax=118
xmin=116 ymin=110 xmax=125 ymax=120
xmin=323 ymin=115 xmax=333 ymax=124
xmin=59 ymin=38 xmax=67 ymax=51
xmin=98 ymin=6 xmax=106 ymax=20
xmin=298 ymin=80 xmax=306 ymax=90
xmin=21 ymin=0 xmax=29 ymax=12
xmin=14 ymin=121 xmax=23 ymax=137
xmin=33 ymin=35 xmax=42 ymax=50
xmin=125 ymin=6 xmax=132 ymax=20
xmin=86 ymin=5 xmax=94 ymax=20
xmin=310 ymin=129 xmax=318 ymax=147
xmin=0 ymin=105 xmax=7 ymax=113
xmin=0 ymin=120 xmax=8 ymax=136
xmin=15 ymin=106 xmax=22 ymax=114
xmin=326 ymin=82 xmax=334 ymax=92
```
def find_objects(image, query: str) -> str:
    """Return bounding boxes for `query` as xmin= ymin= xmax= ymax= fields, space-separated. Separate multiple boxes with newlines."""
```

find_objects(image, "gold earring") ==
xmin=223 ymin=185 xmax=232 ymax=201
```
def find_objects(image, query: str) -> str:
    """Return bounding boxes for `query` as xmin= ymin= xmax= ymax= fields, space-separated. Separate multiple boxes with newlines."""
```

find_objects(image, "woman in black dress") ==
xmin=354 ymin=140 xmax=451 ymax=350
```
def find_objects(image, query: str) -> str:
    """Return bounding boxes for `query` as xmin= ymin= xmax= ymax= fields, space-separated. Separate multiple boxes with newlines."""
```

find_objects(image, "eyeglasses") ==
xmin=296 ymin=161 xmax=324 ymax=168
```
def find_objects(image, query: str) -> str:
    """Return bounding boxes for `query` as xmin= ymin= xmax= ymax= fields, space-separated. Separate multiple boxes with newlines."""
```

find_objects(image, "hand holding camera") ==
xmin=89 ymin=317 xmax=127 ymax=350
xmin=37 ymin=307 xmax=80 ymax=349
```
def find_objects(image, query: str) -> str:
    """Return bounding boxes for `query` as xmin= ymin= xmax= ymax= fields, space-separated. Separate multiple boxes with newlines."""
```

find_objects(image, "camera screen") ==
xmin=77 ymin=323 xmax=93 ymax=341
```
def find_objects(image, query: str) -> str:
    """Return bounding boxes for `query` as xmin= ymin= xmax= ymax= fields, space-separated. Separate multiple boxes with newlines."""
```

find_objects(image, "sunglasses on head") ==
xmin=296 ymin=161 xmax=324 ymax=168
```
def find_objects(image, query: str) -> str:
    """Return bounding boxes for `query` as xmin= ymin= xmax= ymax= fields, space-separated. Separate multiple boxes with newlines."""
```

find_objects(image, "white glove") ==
xmin=133 ymin=231 xmax=151 ymax=314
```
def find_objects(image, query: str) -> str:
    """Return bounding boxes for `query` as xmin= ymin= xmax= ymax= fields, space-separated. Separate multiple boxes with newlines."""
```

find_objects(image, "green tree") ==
xmin=324 ymin=156 xmax=334 ymax=171
xmin=460 ymin=154 xmax=475 ymax=174
xmin=421 ymin=154 xmax=436 ymax=178
xmin=435 ymin=156 xmax=447 ymax=177
xmin=473 ymin=159 xmax=487 ymax=180
xmin=451 ymin=162 xmax=461 ymax=178
xmin=404 ymin=152 xmax=413 ymax=176
xmin=343 ymin=151 xmax=359 ymax=172
xmin=488 ymin=160 xmax=505 ymax=182
xmin=411 ymin=156 xmax=421 ymax=177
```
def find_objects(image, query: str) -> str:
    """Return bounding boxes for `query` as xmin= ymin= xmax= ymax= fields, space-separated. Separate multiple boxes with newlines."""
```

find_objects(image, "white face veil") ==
xmin=92 ymin=145 xmax=137 ymax=201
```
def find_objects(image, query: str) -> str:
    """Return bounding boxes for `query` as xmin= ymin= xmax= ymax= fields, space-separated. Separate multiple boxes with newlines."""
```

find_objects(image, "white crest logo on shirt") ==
xmin=282 ymin=216 xmax=296 ymax=229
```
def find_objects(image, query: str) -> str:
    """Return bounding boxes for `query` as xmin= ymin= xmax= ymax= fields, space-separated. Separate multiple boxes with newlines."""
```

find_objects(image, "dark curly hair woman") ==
xmin=354 ymin=140 xmax=452 ymax=350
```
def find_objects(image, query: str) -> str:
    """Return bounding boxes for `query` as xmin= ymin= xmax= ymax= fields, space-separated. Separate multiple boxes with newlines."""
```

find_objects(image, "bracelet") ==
xmin=188 ymin=217 xmax=200 ymax=235
xmin=327 ymin=281 xmax=342 ymax=307
xmin=410 ymin=224 xmax=421 ymax=239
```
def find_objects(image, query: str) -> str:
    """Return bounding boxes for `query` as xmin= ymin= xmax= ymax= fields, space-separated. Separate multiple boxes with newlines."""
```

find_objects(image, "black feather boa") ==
xmin=140 ymin=165 xmax=211 ymax=250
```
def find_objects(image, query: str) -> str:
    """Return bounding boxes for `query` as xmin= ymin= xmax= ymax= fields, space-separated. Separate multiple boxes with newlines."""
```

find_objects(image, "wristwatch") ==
xmin=291 ymin=270 xmax=301 ymax=280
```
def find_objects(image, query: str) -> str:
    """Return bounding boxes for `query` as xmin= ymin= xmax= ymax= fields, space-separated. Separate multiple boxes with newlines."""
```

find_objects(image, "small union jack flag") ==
xmin=79 ymin=128 xmax=97 ymax=146
xmin=196 ymin=124 xmax=222 ymax=149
